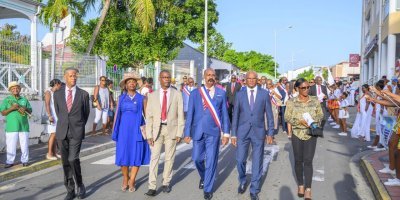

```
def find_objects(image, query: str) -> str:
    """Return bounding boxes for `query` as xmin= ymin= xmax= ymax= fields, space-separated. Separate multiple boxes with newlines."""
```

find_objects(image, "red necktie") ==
xmin=161 ymin=91 xmax=167 ymax=121
xmin=67 ymin=90 xmax=72 ymax=112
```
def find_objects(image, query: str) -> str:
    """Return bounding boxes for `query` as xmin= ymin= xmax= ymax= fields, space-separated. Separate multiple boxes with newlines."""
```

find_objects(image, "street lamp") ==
xmin=204 ymin=0 xmax=208 ymax=71
xmin=274 ymin=25 xmax=293 ymax=80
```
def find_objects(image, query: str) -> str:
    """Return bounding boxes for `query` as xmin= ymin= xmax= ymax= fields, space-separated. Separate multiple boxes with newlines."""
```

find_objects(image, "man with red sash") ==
xmin=184 ymin=68 xmax=230 ymax=200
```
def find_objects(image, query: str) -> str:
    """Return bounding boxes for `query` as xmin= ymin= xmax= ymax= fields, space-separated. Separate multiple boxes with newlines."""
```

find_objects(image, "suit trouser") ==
xmin=192 ymin=133 xmax=220 ymax=193
xmin=280 ymin=106 xmax=288 ymax=132
xmin=148 ymin=125 xmax=177 ymax=190
xmin=228 ymin=104 xmax=234 ymax=123
xmin=291 ymin=134 xmax=317 ymax=188
xmin=6 ymin=132 xmax=29 ymax=164
xmin=236 ymin=130 xmax=265 ymax=194
xmin=57 ymin=129 xmax=83 ymax=193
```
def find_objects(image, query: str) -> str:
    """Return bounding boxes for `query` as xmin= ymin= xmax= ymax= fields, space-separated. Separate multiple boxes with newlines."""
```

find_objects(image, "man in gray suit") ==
xmin=54 ymin=67 xmax=90 ymax=200
xmin=226 ymin=75 xmax=242 ymax=122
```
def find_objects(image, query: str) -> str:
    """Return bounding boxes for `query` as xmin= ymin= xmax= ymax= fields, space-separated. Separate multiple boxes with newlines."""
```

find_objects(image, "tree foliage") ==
xmin=69 ymin=0 xmax=218 ymax=67
xmin=297 ymin=69 xmax=315 ymax=81
xmin=222 ymin=50 xmax=276 ymax=74
xmin=0 ymin=24 xmax=30 ymax=65
xmin=39 ymin=0 xmax=85 ymax=30
xmin=198 ymin=31 xmax=232 ymax=60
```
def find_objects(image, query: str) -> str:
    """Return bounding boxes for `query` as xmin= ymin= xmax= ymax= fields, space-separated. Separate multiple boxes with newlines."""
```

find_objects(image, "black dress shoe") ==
xmin=238 ymin=184 xmax=246 ymax=194
xmin=22 ymin=163 xmax=29 ymax=167
xmin=250 ymin=193 xmax=259 ymax=200
xmin=64 ymin=192 xmax=76 ymax=200
xmin=77 ymin=185 xmax=86 ymax=199
xmin=145 ymin=189 xmax=157 ymax=196
xmin=162 ymin=185 xmax=171 ymax=193
xmin=199 ymin=180 xmax=204 ymax=189
xmin=204 ymin=192 xmax=213 ymax=200
xmin=4 ymin=163 xmax=13 ymax=168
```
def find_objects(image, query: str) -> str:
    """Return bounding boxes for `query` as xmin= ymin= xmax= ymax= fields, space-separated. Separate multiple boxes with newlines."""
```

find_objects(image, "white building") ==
xmin=284 ymin=65 xmax=324 ymax=81
xmin=360 ymin=0 xmax=400 ymax=84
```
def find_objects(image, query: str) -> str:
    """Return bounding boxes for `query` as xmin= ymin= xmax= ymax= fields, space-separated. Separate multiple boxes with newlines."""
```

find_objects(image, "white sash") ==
xmin=199 ymin=87 xmax=221 ymax=130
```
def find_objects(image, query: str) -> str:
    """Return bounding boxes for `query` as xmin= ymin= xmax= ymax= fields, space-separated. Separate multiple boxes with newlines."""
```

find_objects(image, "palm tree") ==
xmin=84 ymin=0 xmax=156 ymax=55
xmin=39 ymin=0 xmax=84 ymax=30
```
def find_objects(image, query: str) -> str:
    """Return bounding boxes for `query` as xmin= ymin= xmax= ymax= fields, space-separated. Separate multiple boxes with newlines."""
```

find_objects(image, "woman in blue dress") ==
xmin=112 ymin=72 xmax=150 ymax=192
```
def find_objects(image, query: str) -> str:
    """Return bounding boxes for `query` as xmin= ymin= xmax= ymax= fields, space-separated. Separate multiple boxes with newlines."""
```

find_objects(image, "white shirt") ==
xmin=205 ymin=85 xmax=215 ymax=98
xmin=247 ymin=86 xmax=258 ymax=105
xmin=159 ymin=87 xmax=171 ymax=123
xmin=65 ymin=85 xmax=77 ymax=103
xmin=187 ymin=85 xmax=195 ymax=92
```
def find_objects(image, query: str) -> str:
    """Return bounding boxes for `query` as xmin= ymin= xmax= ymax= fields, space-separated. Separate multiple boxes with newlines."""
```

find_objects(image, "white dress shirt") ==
xmin=247 ymin=86 xmax=258 ymax=105
xmin=65 ymin=85 xmax=77 ymax=103
xmin=160 ymin=87 xmax=171 ymax=123
xmin=204 ymin=85 xmax=215 ymax=98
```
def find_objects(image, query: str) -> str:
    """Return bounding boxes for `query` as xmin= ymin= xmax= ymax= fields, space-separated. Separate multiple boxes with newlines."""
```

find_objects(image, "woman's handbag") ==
xmin=41 ymin=102 xmax=49 ymax=124
xmin=308 ymin=122 xmax=324 ymax=137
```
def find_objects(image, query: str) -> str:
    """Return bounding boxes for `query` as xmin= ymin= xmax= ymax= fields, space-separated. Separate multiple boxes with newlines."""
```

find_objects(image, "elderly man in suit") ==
xmin=184 ymin=68 xmax=230 ymax=200
xmin=145 ymin=70 xmax=185 ymax=196
xmin=231 ymin=71 xmax=274 ymax=200
xmin=54 ymin=67 xmax=90 ymax=200
xmin=309 ymin=76 xmax=328 ymax=124
xmin=226 ymin=75 xmax=242 ymax=122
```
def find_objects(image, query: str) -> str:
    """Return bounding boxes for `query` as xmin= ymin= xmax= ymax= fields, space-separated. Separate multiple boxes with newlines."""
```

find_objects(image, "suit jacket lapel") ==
xmin=71 ymin=87 xmax=81 ymax=112
xmin=60 ymin=86 xmax=68 ymax=112
xmin=168 ymin=89 xmax=174 ymax=112
xmin=253 ymin=86 xmax=261 ymax=110
xmin=243 ymin=88 xmax=251 ymax=111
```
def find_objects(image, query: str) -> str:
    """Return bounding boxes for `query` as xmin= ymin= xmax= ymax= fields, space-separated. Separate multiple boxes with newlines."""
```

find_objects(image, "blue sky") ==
xmin=1 ymin=0 xmax=362 ymax=74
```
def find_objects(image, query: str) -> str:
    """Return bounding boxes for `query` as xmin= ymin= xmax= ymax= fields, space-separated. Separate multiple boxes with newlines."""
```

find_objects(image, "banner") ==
xmin=379 ymin=116 xmax=397 ymax=148
xmin=349 ymin=54 xmax=360 ymax=67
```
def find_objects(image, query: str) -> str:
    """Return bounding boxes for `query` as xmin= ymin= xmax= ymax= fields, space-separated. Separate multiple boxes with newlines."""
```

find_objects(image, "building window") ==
xmin=397 ymin=0 xmax=400 ymax=10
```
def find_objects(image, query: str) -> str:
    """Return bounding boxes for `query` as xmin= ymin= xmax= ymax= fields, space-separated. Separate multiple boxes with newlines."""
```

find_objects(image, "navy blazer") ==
xmin=184 ymin=87 xmax=230 ymax=140
xmin=231 ymin=86 xmax=274 ymax=139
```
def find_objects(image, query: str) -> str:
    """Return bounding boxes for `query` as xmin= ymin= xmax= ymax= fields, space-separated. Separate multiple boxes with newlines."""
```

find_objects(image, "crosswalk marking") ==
xmin=182 ymin=143 xmax=231 ymax=169
xmin=246 ymin=145 xmax=280 ymax=175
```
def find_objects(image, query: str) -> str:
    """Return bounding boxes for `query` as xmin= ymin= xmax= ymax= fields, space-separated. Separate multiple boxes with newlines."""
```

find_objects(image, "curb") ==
xmin=360 ymin=153 xmax=391 ymax=200
xmin=0 ymin=141 xmax=115 ymax=183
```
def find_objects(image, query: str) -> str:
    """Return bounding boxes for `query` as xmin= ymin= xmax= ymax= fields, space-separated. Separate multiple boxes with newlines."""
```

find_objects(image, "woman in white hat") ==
xmin=0 ymin=81 xmax=32 ymax=168
xmin=112 ymin=72 xmax=150 ymax=192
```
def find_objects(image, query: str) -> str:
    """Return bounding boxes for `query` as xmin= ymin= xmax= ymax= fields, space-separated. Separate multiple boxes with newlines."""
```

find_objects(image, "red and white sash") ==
xmin=199 ymin=86 xmax=221 ymax=130
xmin=182 ymin=86 xmax=190 ymax=96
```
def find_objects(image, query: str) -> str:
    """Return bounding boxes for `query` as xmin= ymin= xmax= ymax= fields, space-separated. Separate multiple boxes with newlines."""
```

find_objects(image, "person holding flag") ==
xmin=184 ymin=68 xmax=230 ymax=200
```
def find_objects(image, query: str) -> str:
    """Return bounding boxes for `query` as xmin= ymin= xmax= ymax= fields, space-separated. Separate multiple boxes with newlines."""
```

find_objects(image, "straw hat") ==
xmin=8 ymin=81 xmax=20 ymax=91
xmin=119 ymin=72 xmax=141 ymax=89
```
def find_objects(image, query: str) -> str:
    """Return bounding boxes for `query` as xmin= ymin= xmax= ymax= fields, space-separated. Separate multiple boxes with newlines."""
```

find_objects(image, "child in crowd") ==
xmin=338 ymin=92 xmax=349 ymax=136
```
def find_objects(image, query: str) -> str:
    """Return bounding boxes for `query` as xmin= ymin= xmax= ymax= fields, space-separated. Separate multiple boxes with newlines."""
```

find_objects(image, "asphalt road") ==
xmin=0 ymin=124 xmax=374 ymax=200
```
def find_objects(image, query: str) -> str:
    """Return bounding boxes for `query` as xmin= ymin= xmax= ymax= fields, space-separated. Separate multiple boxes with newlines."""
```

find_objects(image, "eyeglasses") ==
xmin=309 ymin=82 xmax=315 ymax=84
xmin=299 ymin=86 xmax=310 ymax=90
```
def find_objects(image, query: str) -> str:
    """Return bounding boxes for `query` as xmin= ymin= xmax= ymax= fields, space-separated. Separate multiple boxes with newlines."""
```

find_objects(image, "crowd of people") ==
xmin=5 ymin=66 xmax=399 ymax=199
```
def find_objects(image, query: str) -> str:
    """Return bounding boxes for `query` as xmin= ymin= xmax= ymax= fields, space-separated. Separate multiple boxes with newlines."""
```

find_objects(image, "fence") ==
xmin=0 ymin=35 xmax=30 ymax=65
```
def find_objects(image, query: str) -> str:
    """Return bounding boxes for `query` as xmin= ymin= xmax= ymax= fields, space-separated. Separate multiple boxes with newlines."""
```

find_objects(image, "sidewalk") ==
xmin=0 ymin=133 xmax=114 ymax=183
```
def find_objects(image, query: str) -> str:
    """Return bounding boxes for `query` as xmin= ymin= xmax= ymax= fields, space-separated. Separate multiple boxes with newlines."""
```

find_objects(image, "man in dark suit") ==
xmin=309 ymin=76 xmax=328 ymax=124
xmin=184 ymin=68 xmax=230 ymax=200
xmin=231 ymin=71 xmax=274 ymax=200
xmin=276 ymin=77 xmax=288 ymax=134
xmin=226 ymin=75 xmax=242 ymax=122
xmin=54 ymin=67 xmax=90 ymax=200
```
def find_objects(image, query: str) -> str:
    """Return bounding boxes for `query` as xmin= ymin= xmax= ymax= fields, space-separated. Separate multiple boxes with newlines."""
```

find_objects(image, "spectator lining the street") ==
xmin=351 ymin=84 xmax=373 ymax=141
xmin=366 ymin=88 xmax=400 ymax=186
xmin=0 ymin=81 xmax=32 ymax=168
xmin=92 ymin=76 xmax=113 ymax=135
xmin=338 ymin=92 xmax=349 ymax=136
xmin=328 ymin=83 xmax=341 ymax=129
xmin=44 ymin=79 xmax=62 ymax=160
xmin=367 ymin=80 xmax=387 ymax=151
xmin=106 ymin=79 xmax=116 ymax=133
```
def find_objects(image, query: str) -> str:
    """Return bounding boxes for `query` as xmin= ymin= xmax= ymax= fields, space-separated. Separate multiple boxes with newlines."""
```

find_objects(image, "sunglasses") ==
xmin=299 ymin=86 xmax=310 ymax=90
xmin=309 ymin=82 xmax=315 ymax=84
xmin=101 ymin=79 xmax=106 ymax=81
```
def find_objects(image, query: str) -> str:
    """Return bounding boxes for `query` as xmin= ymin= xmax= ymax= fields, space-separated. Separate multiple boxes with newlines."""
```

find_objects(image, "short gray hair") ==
xmin=64 ymin=67 xmax=79 ymax=74
xmin=203 ymin=68 xmax=215 ymax=76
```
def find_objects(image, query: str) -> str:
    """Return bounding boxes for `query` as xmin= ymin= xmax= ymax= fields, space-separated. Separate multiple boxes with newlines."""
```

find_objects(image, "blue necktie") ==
xmin=250 ymin=89 xmax=255 ymax=111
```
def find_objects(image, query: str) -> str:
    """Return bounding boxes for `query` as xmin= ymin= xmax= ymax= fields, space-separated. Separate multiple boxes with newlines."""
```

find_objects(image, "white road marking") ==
xmin=246 ymin=145 xmax=280 ymax=175
xmin=182 ymin=143 xmax=231 ymax=169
